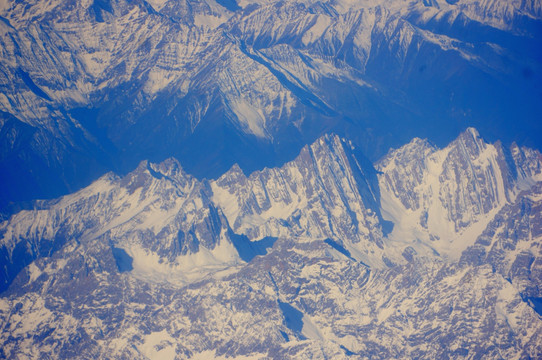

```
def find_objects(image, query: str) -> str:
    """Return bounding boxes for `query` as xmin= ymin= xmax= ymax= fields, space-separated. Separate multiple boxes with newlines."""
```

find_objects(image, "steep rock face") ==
xmin=512 ymin=143 xmax=542 ymax=182
xmin=438 ymin=128 xmax=511 ymax=230
xmin=376 ymin=137 xmax=437 ymax=211
xmin=212 ymin=134 xmax=387 ymax=266
xmin=461 ymin=182 xmax=542 ymax=300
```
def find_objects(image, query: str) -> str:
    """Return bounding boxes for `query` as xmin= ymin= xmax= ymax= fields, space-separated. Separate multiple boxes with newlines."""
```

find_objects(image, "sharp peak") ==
xmin=130 ymin=157 xmax=190 ymax=180
xmin=228 ymin=163 xmax=245 ymax=174
xmin=151 ymin=157 xmax=184 ymax=170
xmin=386 ymin=127 xmax=485 ymax=157
xmin=448 ymin=127 xmax=488 ymax=150
xmin=319 ymin=132 xmax=344 ymax=142
xmin=459 ymin=127 xmax=482 ymax=140
xmin=402 ymin=136 xmax=436 ymax=149
xmin=409 ymin=136 xmax=435 ymax=146
xmin=216 ymin=133 xmax=358 ymax=181
xmin=378 ymin=136 xmax=437 ymax=164
xmin=216 ymin=163 xmax=247 ymax=182
xmin=310 ymin=133 xmax=352 ymax=151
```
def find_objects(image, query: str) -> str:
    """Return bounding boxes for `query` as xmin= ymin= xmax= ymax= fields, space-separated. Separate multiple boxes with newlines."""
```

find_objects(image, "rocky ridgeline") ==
xmin=1 ymin=0 xmax=540 ymax=209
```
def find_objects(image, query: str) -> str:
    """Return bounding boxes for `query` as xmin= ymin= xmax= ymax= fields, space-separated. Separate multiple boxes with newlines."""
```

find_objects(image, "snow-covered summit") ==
xmin=377 ymin=127 xmax=541 ymax=262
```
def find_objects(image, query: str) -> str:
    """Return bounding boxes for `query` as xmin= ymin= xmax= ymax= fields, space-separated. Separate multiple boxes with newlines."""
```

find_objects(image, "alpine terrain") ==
xmin=0 ymin=0 xmax=541 ymax=212
xmin=0 ymin=128 xmax=541 ymax=358
xmin=1 ymin=0 xmax=541 ymax=358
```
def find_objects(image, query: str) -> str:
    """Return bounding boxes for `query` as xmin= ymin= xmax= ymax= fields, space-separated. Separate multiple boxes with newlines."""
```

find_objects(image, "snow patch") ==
xmin=138 ymin=330 xmax=176 ymax=360
xmin=302 ymin=15 xmax=332 ymax=45
xmin=194 ymin=14 xmax=228 ymax=29
xmin=302 ymin=314 xmax=325 ymax=341
xmin=227 ymin=98 xmax=268 ymax=138
xmin=189 ymin=350 xmax=265 ymax=360
xmin=145 ymin=0 xmax=169 ymax=11
xmin=211 ymin=182 xmax=242 ymax=225
xmin=27 ymin=263 xmax=42 ymax=283
xmin=144 ymin=69 xmax=177 ymax=95
xmin=126 ymin=235 xmax=242 ymax=285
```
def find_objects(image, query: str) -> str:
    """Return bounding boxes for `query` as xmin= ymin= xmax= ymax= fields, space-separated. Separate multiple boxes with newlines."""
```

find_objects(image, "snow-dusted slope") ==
xmin=377 ymin=128 xmax=520 ymax=260
xmin=1 ymin=129 xmax=541 ymax=358
xmin=0 ymin=158 xmax=244 ymax=291
xmin=461 ymin=181 xmax=542 ymax=298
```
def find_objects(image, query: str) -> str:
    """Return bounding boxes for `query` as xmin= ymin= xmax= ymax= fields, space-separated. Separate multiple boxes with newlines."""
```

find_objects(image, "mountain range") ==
xmin=1 ymin=128 xmax=541 ymax=358
xmin=1 ymin=0 xmax=542 ymax=358
xmin=1 ymin=0 xmax=541 ymax=213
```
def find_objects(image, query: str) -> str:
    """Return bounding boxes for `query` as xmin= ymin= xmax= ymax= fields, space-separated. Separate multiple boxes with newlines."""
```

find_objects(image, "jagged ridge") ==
xmin=0 ymin=0 xmax=540 ymax=211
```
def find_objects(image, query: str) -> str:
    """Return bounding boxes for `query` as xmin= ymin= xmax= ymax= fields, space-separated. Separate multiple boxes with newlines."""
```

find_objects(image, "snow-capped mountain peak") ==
xmin=378 ymin=127 xmax=541 ymax=262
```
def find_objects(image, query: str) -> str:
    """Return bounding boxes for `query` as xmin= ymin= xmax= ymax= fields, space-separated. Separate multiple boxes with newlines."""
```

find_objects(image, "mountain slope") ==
xmin=0 ymin=158 xmax=243 ymax=292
